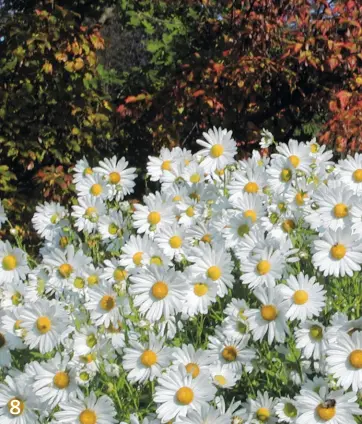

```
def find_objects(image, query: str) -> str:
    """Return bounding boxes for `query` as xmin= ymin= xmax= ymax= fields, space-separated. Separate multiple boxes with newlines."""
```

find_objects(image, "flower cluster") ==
xmin=0 ymin=128 xmax=361 ymax=423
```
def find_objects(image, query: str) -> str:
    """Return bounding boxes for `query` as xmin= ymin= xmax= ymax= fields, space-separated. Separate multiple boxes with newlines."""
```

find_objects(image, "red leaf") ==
xmin=336 ymin=91 xmax=352 ymax=109
xmin=192 ymin=90 xmax=205 ymax=98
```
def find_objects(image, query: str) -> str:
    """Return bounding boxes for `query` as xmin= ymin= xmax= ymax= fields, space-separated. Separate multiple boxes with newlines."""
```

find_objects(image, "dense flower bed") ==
xmin=0 ymin=128 xmax=362 ymax=423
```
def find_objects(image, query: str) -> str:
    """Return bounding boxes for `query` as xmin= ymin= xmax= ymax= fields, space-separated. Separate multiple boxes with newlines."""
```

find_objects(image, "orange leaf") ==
xmin=336 ymin=91 xmax=352 ymax=109
xmin=192 ymin=90 xmax=205 ymax=98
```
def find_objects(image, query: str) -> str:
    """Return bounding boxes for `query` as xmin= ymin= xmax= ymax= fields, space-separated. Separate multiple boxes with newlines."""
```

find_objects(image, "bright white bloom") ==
xmin=272 ymin=138 xmax=312 ymax=173
xmin=154 ymin=365 xmax=217 ymax=422
xmin=295 ymin=321 xmax=327 ymax=361
xmin=245 ymin=287 xmax=290 ymax=345
xmin=295 ymin=387 xmax=362 ymax=424
xmin=76 ymin=173 xmax=110 ymax=200
xmin=279 ymin=273 xmax=326 ymax=321
xmin=275 ymin=397 xmax=298 ymax=423
xmin=32 ymin=201 xmax=67 ymax=241
xmin=71 ymin=195 xmax=106 ymax=233
xmin=53 ymin=391 xmax=117 ymax=423
xmin=174 ymin=404 xmax=230 ymax=424
xmin=196 ymin=127 xmax=237 ymax=173
xmin=260 ymin=129 xmax=275 ymax=149
xmin=123 ymin=334 xmax=171 ymax=384
xmin=335 ymin=152 xmax=362 ymax=195
xmin=0 ymin=241 xmax=29 ymax=285
xmin=326 ymin=330 xmax=362 ymax=393
xmin=244 ymin=391 xmax=278 ymax=424
xmin=312 ymin=228 xmax=362 ymax=277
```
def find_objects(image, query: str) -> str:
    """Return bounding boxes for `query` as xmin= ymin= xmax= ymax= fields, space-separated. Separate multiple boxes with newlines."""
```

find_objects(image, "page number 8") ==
xmin=9 ymin=399 xmax=21 ymax=415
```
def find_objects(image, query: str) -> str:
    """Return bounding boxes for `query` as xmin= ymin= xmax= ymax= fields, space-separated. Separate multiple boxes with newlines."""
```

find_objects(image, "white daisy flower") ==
xmin=208 ymin=331 xmax=255 ymax=372
xmin=1 ymin=281 xmax=26 ymax=310
xmin=129 ymin=265 xmax=187 ymax=322
xmin=335 ymin=152 xmax=362 ymax=195
xmin=228 ymin=166 xmax=267 ymax=199
xmin=326 ymin=330 xmax=362 ymax=393
xmin=76 ymin=173 xmax=109 ymax=200
xmin=0 ymin=323 xmax=25 ymax=367
xmin=196 ymin=127 xmax=237 ymax=173
xmin=305 ymin=182 xmax=355 ymax=233
xmin=53 ymin=391 xmax=117 ymax=423
xmin=133 ymin=192 xmax=175 ymax=236
xmin=275 ymin=397 xmax=298 ymax=423
xmin=188 ymin=243 xmax=234 ymax=297
xmin=97 ymin=209 xmax=128 ymax=251
xmin=32 ymin=353 xmax=80 ymax=409
xmin=0 ymin=375 xmax=40 ymax=423
xmin=272 ymin=138 xmax=312 ymax=174
xmin=209 ymin=364 xmax=239 ymax=389
xmin=295 ymin=386 xmax=362 ymax=424
xmin=85 ymin=282 xmax=124 ymax=329
xmin=73 ymin=156 xmax=94 ymax=184
xmin=123 ymin=333 xmax=171 ymax=384
xmin=182 ymin=276 xmax=217 ymax=317
xmin=245 ymin=286 xmax=290 ymax=345
xmin=32 ymin=201 xmax=68 ymax=241
xmin=20 ymin=299 xmax=70 ymax=354
xmin=295 ymin=321 xmax=327 ymax=360
xmin=279 ymin=273 xmax=326 ymax=321
xmin=93 ymin=156 xmax=137 ymax=201
xmin=0 ymin=241 xmax=29 ymax=285
xmin=154 ymin=223 xmax=186 ymax=260
xmin=245 ymin=391 xmax=278 ymax=424
xmin=312 ymin=228 xmax=362 ymax=277
xmin=154 ymin=365 xmax=217 ymax=422
xmin=267 ymin=157 xmax=296 ymax=195
xmin=260 ymin=129 xmax=275 ymax=149
xmin=147 ymin=147 xmax=179 ymax=182
xmin=240 ymin=245 xmax=285 ymax=289
xmin=71 ymin=195 xmax=106 ymax=234
xmin=182 ymin=161 xmax=206 ymax=186
xmin=171 ymin=344 xmax=214 ymax=379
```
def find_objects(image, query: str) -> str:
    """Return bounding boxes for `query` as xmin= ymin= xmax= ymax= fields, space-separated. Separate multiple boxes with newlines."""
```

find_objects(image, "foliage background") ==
xmin=1 ymin=0 xmax=362 ymax=238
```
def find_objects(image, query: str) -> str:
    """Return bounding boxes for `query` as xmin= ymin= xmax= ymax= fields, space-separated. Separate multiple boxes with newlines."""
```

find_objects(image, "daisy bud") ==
xmin=9 ymin=228 xmax=17 ymax=235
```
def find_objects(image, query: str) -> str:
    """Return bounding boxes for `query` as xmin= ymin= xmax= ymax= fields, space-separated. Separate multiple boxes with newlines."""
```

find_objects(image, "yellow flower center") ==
xmin=74 ymin=277 xmax=85 ymax=289
xmin=36 ymin=316 xmax=52 ymax=334
xmin=190 ymin=173 xmax=201 ymax=183
xmin=349 ymin=350 xmax=362 ymax=369
xmin=86 ymin=333 xmax=97 ymax=348
xmin=310 ymin=325 xmax=323 ymax=340
xmin=150 ymin=256 xmax=163 ymax=265
xmin=87 ymin=274 xmax=99 ymax=286
xmin=140 ymin=350 xmax=157 ymax=367
xmin=310 ymin=144 xmax=318 ymax=153
xmin=244 ymin=182 xmax=259 ymax=193
xmin=201 ymin=233 xmax=212 ymax=243
xmin=2 ymin=255 xmax=17 ymax=271
xmin=99 ymin=295 xmax=116 ymax=311
xmin=59 ymin=263 xmax=73 ymax=278
xmin=244 ymin=209 xmax=257 ymax=222
xmin=214 ymin=374 xmax=227 ymax=385
xmin=169 ymin=236 xmax=182 ymax=249
xmin=295 ymin=192 xmax=307 ymax=206
xmin=7 ymin=398 xmax=24 ymax=415
xmin=152 ymin=281 xmax=168 ymax=299
xmin=109 ymin=172 xmax=121 ymax=184
xmin=11 ymin=292 xmax=22 ymax=306
xmin=289 ymin=155 xmax=300 ymax=168
xmin=148 ymin=211 xmax=161 ymax=225
xmin=161 ymin=160 xmax=172 ymax=171
xmin=83 ymin=167 xmax=93 ymax=176
xmin=207 ymin=266 xmax=221 ymax=281
xmin=85 ymin=207 xmax=97 ymax=217
xmin=53 ymin=371 xmax=70 ymax=389
xmin=173 ymin=195 xmax=182 ymax=202
xmin=90 ymin=183 xmax=102 ymax=196
xmin=278 ymin=202 xmax=287 ymax=212
xmin=256 ymin=260 xmax=271 ymax=275
xmin=316 ymin=405 xmax=336 ymax=421
xmin=281 ymin=168 xmax=292 ymax=182
xmin=330 ymin=244 xmax=346 ymax=260
xmin=256 ymin=407 xmax=270 ymax=422
xmin=282 ymin=219 xmax=295 ymax=233
xmin=333 ymin=203 xmax=348 ymax=218
xmin=222 ymin=346 xmax=237 ymax=362
xmin=210 ymin=144 xmax=224 ymax=158
xmin=108 ymin=223 xmax=119 ymax=235
xmin=293 ymin=290 xmax=309 ymax=305
xmin=79 ymin=409 xmax=97 ymax=424
xmin=113 ymin=268 xmax=127 ymax=281
xmin=237 ymin=224 xmax=250 ymax=237
xmin=185 ymin=362 xmax=200 ymax=378
xmin=193 ymin=283 xmax=209 ymax=297
xmin=261 ymin=305 xmax=278 ymax=321
xmin=215 ymin=168 xmax=225 ymax=176
xmin=353 ymin=169 xmax=362 ymax=182
xmin=186 ymin=206 xmax=195 ymax=217
xmin=176 ymin=387 xmax=194 ymax=405
xmin=0 ymin=333 xmax=6 ymax=348
xmin=133 ymin=251 xmax=143 ymax=265
xmin=59 ymin=236 xmax=69 ymax=248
